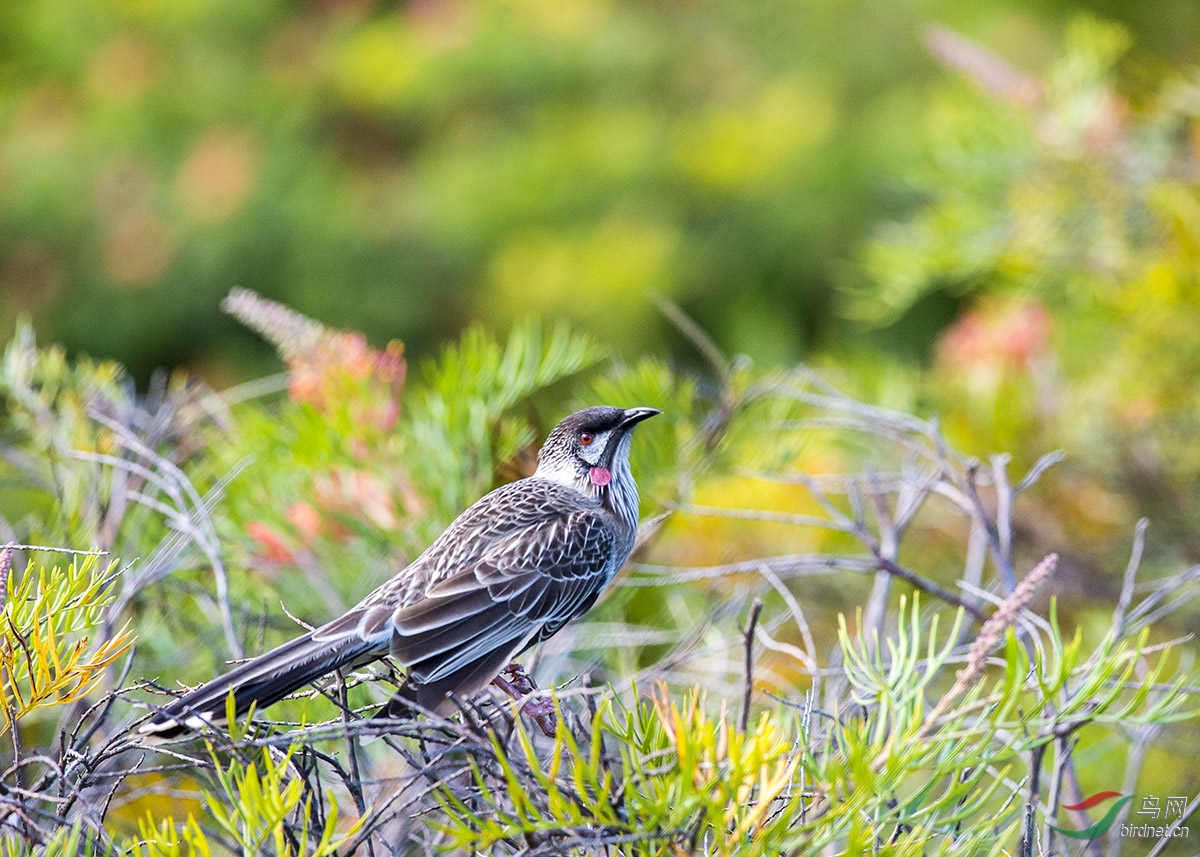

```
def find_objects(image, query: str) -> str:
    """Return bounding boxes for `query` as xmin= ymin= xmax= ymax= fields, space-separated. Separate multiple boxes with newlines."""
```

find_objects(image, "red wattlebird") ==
xmin=140 ymin=406 xmax=660 ymax=738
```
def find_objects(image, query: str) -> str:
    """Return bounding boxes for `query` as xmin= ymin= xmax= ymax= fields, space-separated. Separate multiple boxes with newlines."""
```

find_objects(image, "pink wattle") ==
xmin=589 ymin=466 xmax=612 ymax=487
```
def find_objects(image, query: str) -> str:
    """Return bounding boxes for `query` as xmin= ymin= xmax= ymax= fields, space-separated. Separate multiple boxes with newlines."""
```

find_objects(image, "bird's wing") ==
xmin=381 ymin=509 xmax=617 ymax=684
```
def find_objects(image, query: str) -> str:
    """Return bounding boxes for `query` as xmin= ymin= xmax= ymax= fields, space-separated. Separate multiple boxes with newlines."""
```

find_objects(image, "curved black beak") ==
xmin=619 ymin=407 xmax=662 ymax=428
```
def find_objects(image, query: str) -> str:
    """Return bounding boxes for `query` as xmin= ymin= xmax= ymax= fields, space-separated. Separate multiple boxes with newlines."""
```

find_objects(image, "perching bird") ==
xmin=140 ymin=405 xmax=660 ymax=738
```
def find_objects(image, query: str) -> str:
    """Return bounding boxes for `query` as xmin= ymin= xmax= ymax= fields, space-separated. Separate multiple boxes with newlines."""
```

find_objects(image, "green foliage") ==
xmin=126 ymin=815 xmax=210 ymax=857
xmin=433 ymin=586 xmax=1194 ymax=855
xmin=854 ymin=17 xmax=1148 ymax=325
xmin=0 ymin=550 xmax=132 ymax=731
xmin=406 ymin=320 xmax=606 ymax=520
xmin=0 ymin=0 xmax=888 ymax=369
xmin=127 ymin=741 xmax=363 ymax=857
xmin=852 ymin=16 xmax=1200 ymax=557
xmin=435 ymin=689 xmax=810 ymax=855
xmin=0 ymin=321 xmax=223 ymax=560
xmin=1 ymin=823 xmax=110 ymax=857
xmin=0 ymin=274 xmax=1198 ymax=856
xmin=0 ymin=322 xmax=126 ymax=547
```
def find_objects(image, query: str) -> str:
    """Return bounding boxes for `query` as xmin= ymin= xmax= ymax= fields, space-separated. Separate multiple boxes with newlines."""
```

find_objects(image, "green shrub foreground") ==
xmin=0 ymin=292 xmax=1196 ymax=856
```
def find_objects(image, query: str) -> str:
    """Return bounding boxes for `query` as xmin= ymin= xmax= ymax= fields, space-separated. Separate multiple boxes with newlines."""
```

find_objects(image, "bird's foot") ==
xmin=493 ymin=663 xmax=557 ymax=737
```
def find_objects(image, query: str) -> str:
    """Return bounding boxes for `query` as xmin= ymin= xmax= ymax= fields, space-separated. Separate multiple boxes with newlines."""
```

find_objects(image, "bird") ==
xmin=140 ymin=405 xmax=661 ymax=738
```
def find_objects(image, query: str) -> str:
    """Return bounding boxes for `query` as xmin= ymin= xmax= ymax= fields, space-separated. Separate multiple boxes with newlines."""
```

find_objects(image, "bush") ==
xmin=0 ymin=295 xmax=1196 ymax=855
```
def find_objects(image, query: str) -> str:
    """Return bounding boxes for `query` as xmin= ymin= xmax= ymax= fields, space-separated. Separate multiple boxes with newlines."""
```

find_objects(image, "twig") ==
xmin=279 ymin=601 xmax=315 ymax=633
xmin=624 ymin=554 xmax=875 ymax=586
xmin=6 ymin=702 xmax=25 ymax=840
xmin=88 ymin=411 xmax=243 ymax=660
xmin=1014 ymin=450 xmax=1066 ymax=496
xmin=1018 ymin=741 xmax=1045 ymax=857
xmin=874 ymin=556 xmax=987 ymax=623
xmin=338 ymin=675 xmax=368 ymax=811
xmin=1044 ymin=732 xmax=1080 ymax=856
xmin=991 ymin=455 xmax=1014 ymax=579
xmin=1110 ymin=518 xmax=1148 ymax=640
xmin=739 ymin=600 xmax=763 ymax=733
xmin=797 ymin=471 xmax=988 ymax=622
xmin=964 ymin=462 xmax=1018 ymax=594
xmin=756 ymin=564 xmax=820 ymax=699
xmin=650 ymin=294 xmax=729 ymax=386
xmin=0 ymin=545 xmax=109 ymax=558
xmin=923 ymin=23 xmax=1043 ymax=107
xmin=863 ymin=472 xmax=897 ymax=642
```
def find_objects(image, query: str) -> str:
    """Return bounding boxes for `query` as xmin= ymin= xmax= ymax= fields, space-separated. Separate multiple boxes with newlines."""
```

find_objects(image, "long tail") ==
xmin=139 ymin=633 xmax=377 ymax=739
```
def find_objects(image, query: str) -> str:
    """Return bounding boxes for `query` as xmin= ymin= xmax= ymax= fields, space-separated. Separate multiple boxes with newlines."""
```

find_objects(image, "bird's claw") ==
xmin=495 ymin=663 xmax=557 ymax=737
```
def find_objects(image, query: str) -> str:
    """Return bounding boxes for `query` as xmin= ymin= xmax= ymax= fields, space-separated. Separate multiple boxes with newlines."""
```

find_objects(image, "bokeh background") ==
xmin=2 ymin=0 xmax=1197 ymax=381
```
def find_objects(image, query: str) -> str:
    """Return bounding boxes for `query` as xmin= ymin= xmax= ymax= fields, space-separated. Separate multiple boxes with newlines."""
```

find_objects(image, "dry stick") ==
xmin=55 ymin=731 xmax=66 ymax=813
xmin=803 ymin=472 xmax=988 ymax=623
xmin=650 ymin=293 xmax=730 ymax=386
xmin=334 ymin=673 xmax=370 ymax=825
xmin=678 ymin=504 xmax=850 ymax=533
xmin=923 ymin=23 xmax=1043 ymax=108
xmin=739 ymin=600 xmax=763 ymax=733
xmin=0 ymin=545 xmax=108 ymax=558
xmin=797 ymin=473 xmax=988 ymax=623
xmin=1110 ymin=518 xmax=1149 ymax=640
xmin=96 ymin=754 xmax=138 ymax=843
xmin=290 ymin=747 xmax=327 ymax=845
xmin=1014 ymin=450 xmax=1067 ymax=496
xmin=625 ymin=553 xmax=876 ymax=586
xmin=863 ymin=472 xmax=898 ymax=643
xmin=89 ymin=412 xmax=243 ymax=660
xmin=33 ymin=647 xmax=139 ymax=806
xmin=756 ymin=564 xmax=820 ymax=700
xmin=957 ymin=523 xmax=988 ymax=648
xmin=991 ymin=455 xmax=1014 ymax=579
xmin=1044 ymin=732 xmax=1080 ymax=857
xmin=1022 ymin=711 xmax=1099 ymax=857
xmin=651 ymin=294 xmax=742 ymax=488
xmin=1125 ymin=563 xmax=1200 ymax=632
xmin=5 ymin=702 xmax=27 ymax=841
xmin=1018 ymin=742 xmax=1046 ymax=857
xmin=964 ymin=462 xmax=1019 ymax=594
xmin=786 ymin=368 xmax=937 ymax=437
xmin=874 ymin=556 xmax=987 ymax=623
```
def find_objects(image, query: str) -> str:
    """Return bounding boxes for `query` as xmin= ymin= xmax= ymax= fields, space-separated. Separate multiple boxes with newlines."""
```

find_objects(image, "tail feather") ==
xmin=140 ymin=633 xmax=377 ymax=739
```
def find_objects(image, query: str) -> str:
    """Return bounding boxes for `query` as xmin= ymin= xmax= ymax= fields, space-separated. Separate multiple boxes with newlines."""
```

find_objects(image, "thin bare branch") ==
xmin=739 ymin=600 xmax=763 ymax=733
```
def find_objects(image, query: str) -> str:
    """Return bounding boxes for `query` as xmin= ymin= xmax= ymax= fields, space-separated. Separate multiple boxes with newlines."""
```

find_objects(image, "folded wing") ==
xmin=383 ymin=509 xmax=618 ymax=708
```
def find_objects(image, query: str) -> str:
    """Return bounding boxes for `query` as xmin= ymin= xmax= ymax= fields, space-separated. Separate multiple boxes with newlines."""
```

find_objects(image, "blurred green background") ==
xmin=2 ymin=0 xmax=1197 ymax=383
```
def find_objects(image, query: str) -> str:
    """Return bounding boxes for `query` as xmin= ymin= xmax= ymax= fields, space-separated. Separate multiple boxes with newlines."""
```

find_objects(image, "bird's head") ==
xmin=535 ymin=406 xmax=660 ymax=493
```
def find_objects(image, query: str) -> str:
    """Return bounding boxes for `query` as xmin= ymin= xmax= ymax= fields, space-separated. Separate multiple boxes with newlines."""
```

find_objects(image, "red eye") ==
xmin=579 ymin=432 xmax=594 ymax=445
